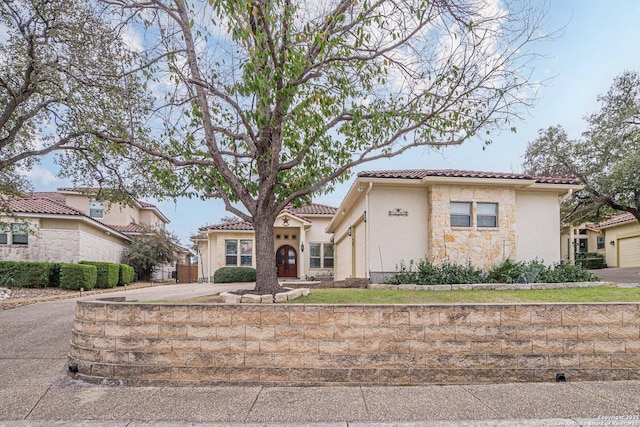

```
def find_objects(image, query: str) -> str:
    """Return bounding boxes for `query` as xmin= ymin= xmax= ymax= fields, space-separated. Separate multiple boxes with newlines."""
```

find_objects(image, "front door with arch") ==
xmin=276 ymin=245 xmax=297 ymax=278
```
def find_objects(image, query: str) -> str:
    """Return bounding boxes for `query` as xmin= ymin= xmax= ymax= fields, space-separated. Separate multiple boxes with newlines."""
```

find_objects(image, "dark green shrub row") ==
xmin=59 ymin=263 xmax=97 ymax=290
xmin=213 ymin=266 xmax=256 ymax=283
xmin=0 ymin=261 xmax=51 ymax=288
xmin=386 ymin=258 xmax=599 ymax=285
xmin=79 ymin=261 xmax=119 ymax=288
xmin=0 ymin=260 xmax=135 ymax=288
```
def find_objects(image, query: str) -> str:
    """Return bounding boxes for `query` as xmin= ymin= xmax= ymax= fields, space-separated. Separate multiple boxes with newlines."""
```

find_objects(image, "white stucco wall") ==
xmin=515 ymin=191 xmax=561 ymax=264
xmin=368 ymin=185 xmax=429 ymax=275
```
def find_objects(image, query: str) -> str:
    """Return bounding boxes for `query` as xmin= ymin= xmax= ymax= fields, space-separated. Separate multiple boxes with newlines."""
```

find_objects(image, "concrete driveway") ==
xmin=590 ymin=267 xmax=640 ymax=284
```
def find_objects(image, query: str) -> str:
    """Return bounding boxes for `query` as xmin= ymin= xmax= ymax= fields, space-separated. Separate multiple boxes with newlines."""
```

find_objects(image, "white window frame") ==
xmin=11 ymin=223 xmax=29 ymax=245
xmin=225 ymin=239 xmax=238 ymax=266
xmin=477 ymin=203 xmax=498 ymax=228
xmin=240 ymin=239 xmax=253 ymax=266
xmin=89 ymin=201 xmax=104 ymax=218
xmin=450 ymin=202 xmax=472 ymax=227
xmin=309 ymin=243 xmax=334 ymax=269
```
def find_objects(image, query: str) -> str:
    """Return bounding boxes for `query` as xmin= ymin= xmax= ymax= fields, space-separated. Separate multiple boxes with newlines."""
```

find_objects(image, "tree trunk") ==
xmin=253 ymin=212 xmax=282 ymax=295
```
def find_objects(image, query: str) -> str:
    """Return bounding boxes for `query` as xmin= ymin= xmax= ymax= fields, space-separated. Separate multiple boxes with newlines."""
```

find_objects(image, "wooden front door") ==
xmin=276 ymin=245 xmax=297 ymax=278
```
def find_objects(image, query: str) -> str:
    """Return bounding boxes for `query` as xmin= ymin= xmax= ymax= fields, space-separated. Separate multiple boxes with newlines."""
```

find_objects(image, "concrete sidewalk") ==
xmin=2 ymin=368 xmax=640 ymax=426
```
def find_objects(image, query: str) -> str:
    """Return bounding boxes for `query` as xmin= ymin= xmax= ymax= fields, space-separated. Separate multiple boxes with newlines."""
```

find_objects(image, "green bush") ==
xmin=49 ymin=263 xmax=61 ymax=287
xmin=79 ymin=261 xmax=119 ymax=288
xmin=576 ymin=257 xmax=605 ymax=269
xmin=384 ymin=260 xmax=416 ymax=284
xmin=213 ymin=266 xmax=256 ymax=283
xmin=59 ymin=263 xmax=97 ymax=290
xmin=0 ymin=261 xmax=51 ymax=288
xmin=118 ymin=264 xmax=135 ymax=285
xmin=386 ymin=258 xmax=598 ymax=285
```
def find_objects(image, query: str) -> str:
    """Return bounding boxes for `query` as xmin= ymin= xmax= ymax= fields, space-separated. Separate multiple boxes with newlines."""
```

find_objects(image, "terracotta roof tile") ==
xmin=357 ymin=169 xmax=581 ymax=185
xmin=290 ymin=203 xmax=337 ymax=215
xmin=8 ymin=197 xmax=85 ymax=216
xmin=597 ymin=212 xmax=637 ymax=228
xmin=199 ymin=221 xmax=255 ymax=231
xmin=108 ymin=223 xmax=148 ymax=234
xmin=29 ymin=192 xmax=66 ymax=203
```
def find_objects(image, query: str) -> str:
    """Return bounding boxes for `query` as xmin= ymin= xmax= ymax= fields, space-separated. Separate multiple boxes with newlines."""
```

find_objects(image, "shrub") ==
xmin=118 ymin=264 xmax=135 ymax=285
xmin=0 ymin=261 xmax=50 ymax=288
xmin=487 ymin=259 xmax=523 ymax=284
xmin=59 ymin=263 xmax=97 ymax=290
xmin=49 ymin=263 xmax=61 ymax=287
xmin=386 ymin=257 xmax=598 ymax=285
xmin=384 ymin=260 xmax=416 ymax=284
xmin=213 ymin=266 xmax=256 ymax=283
xmin=79 ymin=261 xmax=119 ymax=288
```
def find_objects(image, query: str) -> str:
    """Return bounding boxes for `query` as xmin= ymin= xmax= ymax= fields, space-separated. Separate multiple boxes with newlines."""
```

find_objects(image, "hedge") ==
xmin=118 ymin=264 xmax=135 ymax=285
xmin=59 ymin=263 xmax=97 ymax=291
xmin=79 ymin=261 xmax=120 ymax=288
xmin=213 ymin=266 xmax=256 ymax=283
xmin=0 ymin=261 xmax=51 ymax=288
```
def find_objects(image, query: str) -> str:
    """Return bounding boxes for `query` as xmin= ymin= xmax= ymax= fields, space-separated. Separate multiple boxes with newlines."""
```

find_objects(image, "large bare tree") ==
xmin=95 ymin=0 xmax=551 ymax=294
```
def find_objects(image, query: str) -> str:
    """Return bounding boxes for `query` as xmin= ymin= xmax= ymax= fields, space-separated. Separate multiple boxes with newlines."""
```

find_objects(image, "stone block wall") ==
xmin=68 ymin=301 xmax=640 ymax=386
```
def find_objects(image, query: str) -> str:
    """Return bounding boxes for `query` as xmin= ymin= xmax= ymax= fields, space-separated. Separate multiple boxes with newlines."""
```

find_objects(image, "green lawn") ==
xmin=285 ymin=287 xmax=640 ymax=304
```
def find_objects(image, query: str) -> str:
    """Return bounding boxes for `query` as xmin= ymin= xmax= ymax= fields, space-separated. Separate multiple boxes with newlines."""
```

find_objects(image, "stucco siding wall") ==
xmin=335 ymin=234 xmax=351 ymax=280
xmin=429 ymin=184 xmax=516 ymax=270
xmin=368 ymin=186 xmax=429 ymax=275
xmin=515 ymin=192 xmax=561 ymax=264
xmin=102 ymin=204 xmax=141 ymax=226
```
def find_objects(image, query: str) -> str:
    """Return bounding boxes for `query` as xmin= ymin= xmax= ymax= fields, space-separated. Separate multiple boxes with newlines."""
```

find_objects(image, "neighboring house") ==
xmin=560 ymin=223 xmax=605 ymax=263
xmin=0 ymin=189 xmax=174 ymax=273
xmin=193 ymin=204 xmax=336 ymax=282
xmin=597 ymin=213 xmax=640 ymax=268
xmin=326 ymin=170 xmax=582 ymax=282
xmin=0 ymin=197 xmax=131 ymax=263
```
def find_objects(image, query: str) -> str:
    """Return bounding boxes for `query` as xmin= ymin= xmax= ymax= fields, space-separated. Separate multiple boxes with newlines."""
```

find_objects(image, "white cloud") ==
xmin=18 ymin=166 xmax=61 ymax=187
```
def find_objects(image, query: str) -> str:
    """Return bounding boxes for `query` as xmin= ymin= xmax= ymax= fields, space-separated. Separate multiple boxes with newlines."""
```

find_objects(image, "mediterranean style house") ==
xmin=194 ymin=169 xmax=582 ymax=283
xmin=562 ymin=213 xmax=640 ymax=268
xmin=327 ymin=170 xmax=582 ymax=282
xmin=193 ymin=204 xmax=337 ymax=282
xmin=0 ymin=188 xmax=172 ymax=267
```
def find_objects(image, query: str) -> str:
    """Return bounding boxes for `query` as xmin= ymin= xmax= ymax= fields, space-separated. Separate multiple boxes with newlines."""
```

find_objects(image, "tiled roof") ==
xmin=138 ymin=201 xmax=156 ymax=208
xmin=597 ymin=212 xmax=637 ymax=228
xmin=30 ymin=192 xmax=66 ymax=203
xmin=357 ymin=169 xmax=581 ymax=185
xmin=8 ymin=198 xmax=85 ymax=216
xmin=290 ymin=203 xmax=337 ymax=215
xmin=199 ymin=221 xmax=255 ymax=231
xmin=108 ymin=223 xmax=148 ymax=234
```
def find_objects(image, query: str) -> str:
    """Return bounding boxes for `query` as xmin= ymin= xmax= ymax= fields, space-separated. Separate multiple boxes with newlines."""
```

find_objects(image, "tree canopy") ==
xmin=0 ymin=0 xmax=152 ymax=205
xmin=123 ymin=225 xmax=179 ymax=282
xmin=68 ymin=0 xmax=552 ymax=293
xmin=523 ymin=71 xmax=640 ymax=225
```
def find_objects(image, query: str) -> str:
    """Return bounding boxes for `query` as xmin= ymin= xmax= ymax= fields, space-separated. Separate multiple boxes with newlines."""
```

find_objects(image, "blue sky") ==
xmin=27 ymin=0 xmax=640 ymax=245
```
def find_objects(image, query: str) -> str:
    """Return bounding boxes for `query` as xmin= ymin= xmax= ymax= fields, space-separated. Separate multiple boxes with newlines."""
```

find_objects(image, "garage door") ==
xmin=619 ymin=236 xmax=640 ymax=267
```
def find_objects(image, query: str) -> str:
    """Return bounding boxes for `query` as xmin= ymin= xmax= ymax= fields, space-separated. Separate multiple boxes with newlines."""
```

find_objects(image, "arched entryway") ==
xmin=276 ymin=245 xmax=297 ymax=278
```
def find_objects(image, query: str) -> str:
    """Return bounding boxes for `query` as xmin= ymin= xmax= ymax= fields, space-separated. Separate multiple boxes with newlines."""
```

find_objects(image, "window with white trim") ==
xmin=477 ymin=203 xmax=498 ymax=227
xmin=450 ymin=202 xmax=472 ymax=227
xmin=240 ymin=239 xmax=253 ymax=266
xmin=89 ymin=201 xmax=104 ymax=218
xmin=225 ymin=240 xmax=238 ymax=266
xmin=597 ymin=236 xmax=605 ymax=250
xmin=11 ymin=223 xmax=28 ymax=245
xmin=310 ymin=243 xmax=334 ymax=269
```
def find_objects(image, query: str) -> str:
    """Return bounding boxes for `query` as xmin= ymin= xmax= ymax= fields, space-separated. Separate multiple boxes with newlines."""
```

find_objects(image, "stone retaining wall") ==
xmin=68 ymin=301 xmax=640 ymax=386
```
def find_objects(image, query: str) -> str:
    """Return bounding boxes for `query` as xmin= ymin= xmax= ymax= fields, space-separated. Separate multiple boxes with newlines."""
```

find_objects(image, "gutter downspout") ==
xmin=365 ymin=182 xmax=373 ymax=280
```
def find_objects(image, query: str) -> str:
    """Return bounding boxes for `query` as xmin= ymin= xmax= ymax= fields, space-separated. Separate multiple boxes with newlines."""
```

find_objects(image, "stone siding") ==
xmin=69 ymin=301 xmax=640 ymax=386
xmin=0 ymin=228 xmax=127 ymax=264
xmin=428 ymin=185 xmax=516 ymax=269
